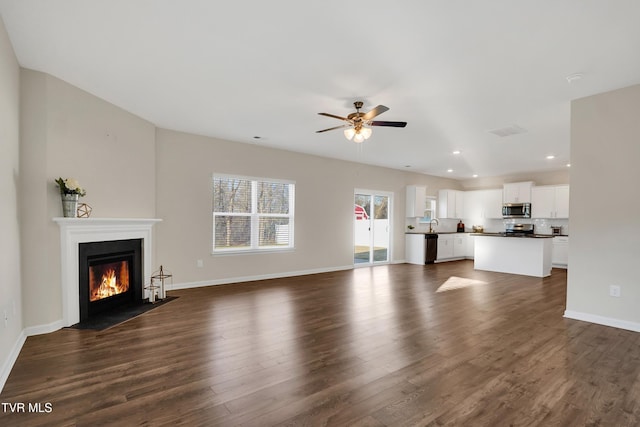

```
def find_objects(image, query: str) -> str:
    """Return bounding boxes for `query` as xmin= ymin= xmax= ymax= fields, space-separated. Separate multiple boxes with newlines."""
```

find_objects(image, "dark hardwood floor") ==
xmin=2 ymin=261 xmax=639 ymax=426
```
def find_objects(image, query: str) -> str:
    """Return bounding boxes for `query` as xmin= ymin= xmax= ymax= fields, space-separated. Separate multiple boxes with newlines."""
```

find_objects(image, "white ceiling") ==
xmin=2 ymin=1 xmax=640 ymax=179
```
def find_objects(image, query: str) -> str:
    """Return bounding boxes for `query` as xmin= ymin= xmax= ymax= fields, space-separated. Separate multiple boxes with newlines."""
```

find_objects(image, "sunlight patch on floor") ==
xmin=436 ymin=276 xmax=488 ymax=293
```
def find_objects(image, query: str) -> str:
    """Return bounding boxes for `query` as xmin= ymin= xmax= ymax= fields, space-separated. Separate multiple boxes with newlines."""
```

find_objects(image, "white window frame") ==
xmin=212 ymin=174 xmax=295 ymax=254
xmin=419 ymin=196 xmax=437 ymax=222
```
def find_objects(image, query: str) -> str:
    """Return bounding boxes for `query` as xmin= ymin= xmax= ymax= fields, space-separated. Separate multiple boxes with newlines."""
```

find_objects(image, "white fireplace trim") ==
xmin=53 ymin=218 xmax=161 ymax=327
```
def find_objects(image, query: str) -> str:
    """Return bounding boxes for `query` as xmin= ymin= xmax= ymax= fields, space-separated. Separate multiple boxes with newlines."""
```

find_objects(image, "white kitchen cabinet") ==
xmin=453 ymin=234 xmax=467 ymax=257
xmin=438 ymin=189 xmax=464 ymax=219
xmin=464 ymin=189 xmax=503 ymax=219
xmin=531 ymin=186 xmax=554 ymax=218
xmin=436 ymin=233 xmax=468 ymax=261
xmin=466 ymin=234 xmax=475 ymax=258
xmin=406 ymin=185 xmax=426 ymax=217
xmin=463 ymin=190 xmax=481 ymax=219
xmin=531 ymin=185 xmax=570 ymax=219
xmin=503 ymin=181 xmax=534 ymax=203
xmin=555 ymin=185 xmax=570 ymax=218
xmin=405 ymin=233 xmax=426 ymax=264
xmin=437 ymin=235 xmax=454 ymax=260
xmin=483 ymin=189 xmax=504 ymax=218
xmin=552 ymin=236 xmax=569 ymax=267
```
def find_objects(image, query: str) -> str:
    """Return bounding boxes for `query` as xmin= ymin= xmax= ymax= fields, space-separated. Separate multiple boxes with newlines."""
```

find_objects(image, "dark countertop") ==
xmin=405 ymin=231 xmax=469 ymax=235
xmin=471 ymin=233 xmax=554 ymax=239
xmin=407 ymin=231 xmax=568 ymax=238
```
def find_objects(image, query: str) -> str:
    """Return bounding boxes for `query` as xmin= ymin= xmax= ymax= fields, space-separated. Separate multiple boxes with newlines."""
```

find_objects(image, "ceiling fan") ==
xmin=316 ymin=101 xmax=407 ymax=143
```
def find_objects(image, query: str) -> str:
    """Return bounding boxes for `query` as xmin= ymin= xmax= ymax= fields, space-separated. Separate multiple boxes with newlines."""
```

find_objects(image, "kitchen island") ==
xmin=472 ymin=233 xmax=553 ymax=277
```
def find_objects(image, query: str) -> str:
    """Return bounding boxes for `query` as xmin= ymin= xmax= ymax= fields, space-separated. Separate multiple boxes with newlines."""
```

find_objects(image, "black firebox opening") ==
xmin=78 ymin=239 xmax=143 ymax=322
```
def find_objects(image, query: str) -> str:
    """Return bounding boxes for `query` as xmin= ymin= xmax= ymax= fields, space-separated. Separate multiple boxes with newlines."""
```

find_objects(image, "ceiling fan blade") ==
xmin=370 ymin=120 xmax=407 ymax=128
xmin=318 ymin=112 xmax=350 ymax=122
xmin=362 ymin=105 xmax=389 ymax=120
xmin=316 ymin=124 xmax=349 ymax=133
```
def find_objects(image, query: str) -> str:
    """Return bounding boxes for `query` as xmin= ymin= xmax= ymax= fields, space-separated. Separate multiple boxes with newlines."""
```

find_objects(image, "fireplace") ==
xmin=78 ymin=239 xmax=143 ymax=321
xmin=54 ymin=218 xmax=160 ymax=329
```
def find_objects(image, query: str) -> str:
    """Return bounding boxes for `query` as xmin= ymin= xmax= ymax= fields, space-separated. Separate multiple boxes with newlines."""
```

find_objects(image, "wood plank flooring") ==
xmin=2 ymin=261 xmax=640 ymax=426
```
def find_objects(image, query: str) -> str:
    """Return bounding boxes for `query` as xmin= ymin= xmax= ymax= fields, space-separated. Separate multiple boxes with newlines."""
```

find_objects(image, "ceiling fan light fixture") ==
xmin=318 ymin=101 xmax=406 ymax=143
xmin=344 ymin=128 xmax=356 ymax=140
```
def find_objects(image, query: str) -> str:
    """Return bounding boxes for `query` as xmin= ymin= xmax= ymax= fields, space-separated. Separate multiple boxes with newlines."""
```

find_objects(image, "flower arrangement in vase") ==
xmin=55 ymin=177 xmax=87 ymax=217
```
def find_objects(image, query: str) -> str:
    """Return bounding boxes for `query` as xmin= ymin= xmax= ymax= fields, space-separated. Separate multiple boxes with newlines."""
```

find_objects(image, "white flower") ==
xmin=64 ymin=178 xmax=81 ymax=191
xmin=55 ymin=176 xmax=86 ymax=196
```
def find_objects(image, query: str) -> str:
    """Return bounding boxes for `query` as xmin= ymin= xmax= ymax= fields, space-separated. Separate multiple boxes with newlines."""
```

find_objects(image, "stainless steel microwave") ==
xmin=502 ymin=203 xmax=531 ymax=218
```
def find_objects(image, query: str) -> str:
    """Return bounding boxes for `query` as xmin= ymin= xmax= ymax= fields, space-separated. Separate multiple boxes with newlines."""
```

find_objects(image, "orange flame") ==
xmin=89 ymin=261 xmax=130 ymax=302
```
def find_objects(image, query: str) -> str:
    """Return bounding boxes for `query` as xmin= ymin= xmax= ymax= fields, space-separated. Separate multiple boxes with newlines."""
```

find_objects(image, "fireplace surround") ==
xmin=54 ymin=218 xmax=161 ymax=327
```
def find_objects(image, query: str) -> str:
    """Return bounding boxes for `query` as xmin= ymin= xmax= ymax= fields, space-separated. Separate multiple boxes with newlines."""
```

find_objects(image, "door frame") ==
xmin=353 ymin=188 xmax=393 ymax=267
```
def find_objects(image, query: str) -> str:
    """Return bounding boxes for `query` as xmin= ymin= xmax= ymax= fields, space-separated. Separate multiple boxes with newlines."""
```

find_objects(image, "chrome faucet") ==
xmin=429 ymin=218 xmax=439 ymax=233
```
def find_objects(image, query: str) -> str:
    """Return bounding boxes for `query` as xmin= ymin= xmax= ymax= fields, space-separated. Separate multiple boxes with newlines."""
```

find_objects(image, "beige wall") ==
xmin=0 ymin=16 xmax=22 ymax=385
xmin=19 ymin=70 xmax=156 ymax=329
xmin=15 ymin=68 xmax=459 ymax=331
xmin=155 ymin=128 xmax=460 ymax=285
xmin=567 ymin=84 xmax=640 ymax=330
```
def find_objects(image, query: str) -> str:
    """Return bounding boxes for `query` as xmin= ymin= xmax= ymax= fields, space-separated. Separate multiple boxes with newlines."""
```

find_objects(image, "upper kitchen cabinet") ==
xmin=503 ymin=181 xmax=534 ymax=203
xmin=464 ymin=189 xmax=503 ymax=219
xmin=531 ymin=185 xmax=570 ymax=218
xmin=555 ymin=186 xmax=570 ymax=218
xmin=438 ymin=189 xmax=464 ymax=219
xmin=406 ymin=185 xmax=426 ymax=217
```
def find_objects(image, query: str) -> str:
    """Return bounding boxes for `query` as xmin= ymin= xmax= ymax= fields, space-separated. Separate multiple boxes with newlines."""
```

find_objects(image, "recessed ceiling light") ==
xmin=453 ymin=150 xmax=461 ymax=155
xmin=472 ymin=174 xmax=478 ymax=178
xmin=253 ymin=136 xmax=263 ymax=140
xmin=566 ymin=163 xmax=571 ymax=167
xmin=546 ymin=155 xmax=555 ymax=160
xmin=404 ymin=165 xmax=411 ymax=168
xmin=447 ymin=169 xmax=453 ymax=173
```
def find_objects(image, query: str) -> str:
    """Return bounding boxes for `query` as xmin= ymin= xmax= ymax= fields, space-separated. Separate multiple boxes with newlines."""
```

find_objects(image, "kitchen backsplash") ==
xmin=504 ymin=218 xmax=569 ymax=235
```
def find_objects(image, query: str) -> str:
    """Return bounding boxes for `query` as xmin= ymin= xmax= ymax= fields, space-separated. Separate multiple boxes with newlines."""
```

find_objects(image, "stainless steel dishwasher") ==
xmin=425 ymin=233 xmax=438 ymax=264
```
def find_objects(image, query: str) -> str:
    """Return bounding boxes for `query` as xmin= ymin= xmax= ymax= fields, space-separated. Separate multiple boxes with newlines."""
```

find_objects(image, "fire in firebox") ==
xmin=89 ymin=261 xmax=130 ymax=302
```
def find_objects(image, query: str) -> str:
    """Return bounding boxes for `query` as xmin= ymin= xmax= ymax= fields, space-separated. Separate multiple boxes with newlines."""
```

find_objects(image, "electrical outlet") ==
xmin=609 ymin=285 xmax=621 ymax=297
xmin=196 ymin=259 xmax=204 ymax=268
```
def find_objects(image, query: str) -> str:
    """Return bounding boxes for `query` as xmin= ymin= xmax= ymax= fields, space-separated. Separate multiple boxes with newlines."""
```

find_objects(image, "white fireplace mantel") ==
xmin=53 ymin=217 xmax=161 ymax=327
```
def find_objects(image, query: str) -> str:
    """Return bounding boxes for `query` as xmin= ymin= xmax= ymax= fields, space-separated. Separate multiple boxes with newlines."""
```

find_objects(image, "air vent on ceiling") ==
xmin=488 ymin=125 xmax=527 ymax=137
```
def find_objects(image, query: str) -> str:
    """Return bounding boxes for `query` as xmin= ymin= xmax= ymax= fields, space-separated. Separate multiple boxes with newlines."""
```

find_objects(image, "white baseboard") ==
xmin=167 ymin=264 xmax=354 ymax=291
xmin=24 ymin=319 xmax=65 ymax=337
xmin=0 ymin=330 xmax=26 ymax=394
xmin=0 ymin=319 xmax=68 ymax=393
xmin=564 ymin=310 xmax=640 ymax=333
xmin=0 ymin=319 xmax=67 ymax=393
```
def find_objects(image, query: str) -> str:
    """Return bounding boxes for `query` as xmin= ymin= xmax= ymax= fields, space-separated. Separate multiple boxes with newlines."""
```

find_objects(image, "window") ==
xmin=419 ymin=196 xmax=437 ymax=222
xmin=213 ymin=175 xmax=295 ymax=253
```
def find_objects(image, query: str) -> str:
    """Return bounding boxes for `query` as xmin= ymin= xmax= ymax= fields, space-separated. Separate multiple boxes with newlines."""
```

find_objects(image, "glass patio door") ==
xmin=354 ymin=191 xmax=391 ymax=265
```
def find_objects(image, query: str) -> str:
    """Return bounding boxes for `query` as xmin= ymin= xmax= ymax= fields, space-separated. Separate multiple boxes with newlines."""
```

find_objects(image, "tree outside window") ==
xmin=213 ymin=175 xmax=294 ymax=252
